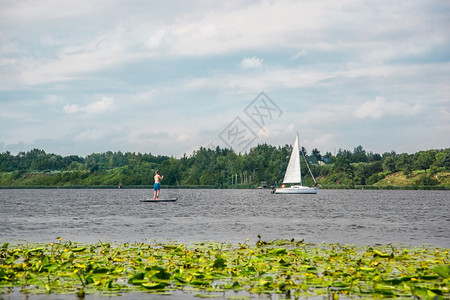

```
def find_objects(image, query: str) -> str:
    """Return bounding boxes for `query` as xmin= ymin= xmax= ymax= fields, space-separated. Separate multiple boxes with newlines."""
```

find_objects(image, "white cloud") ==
xmin=292 ymin=50 xmax=308 ymax=60
xmin=63 ymin=103 xmax=79 ymax=114
xmin=145 ymin=29 xmax=167 ymax=50
xmin=439 ymin=107 xmax=450 ymax=123
xmin=0 ymin=0 xmax=102 ymax=23
xmin=74 ymin=129 xmax=105 ymax=142
xmin=2 ymin=1 xmax=448 ymax=88
xmin=309 ymin=133 xmax=338 ymax=151
xmin=177 ymin=134 xmax=190 ymax=142
xmin=83 ymin=97 xmax=115 ymax=114
xmin=63 ymin=97 xmax=115 ymax=115
xmin=354 ymin=97 xmax=386 ymax=119
xmin=43 ymin=95 xmax=62 ymax=104
xmin=354 ymin=97 xmax=423 ymax=119
xmin=239 ymin=57 xmax=263 ymax=69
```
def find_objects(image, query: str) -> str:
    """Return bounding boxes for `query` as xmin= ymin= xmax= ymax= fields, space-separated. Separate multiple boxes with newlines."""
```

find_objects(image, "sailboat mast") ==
xmin=297 ymin=132 xmax=302 ymax=186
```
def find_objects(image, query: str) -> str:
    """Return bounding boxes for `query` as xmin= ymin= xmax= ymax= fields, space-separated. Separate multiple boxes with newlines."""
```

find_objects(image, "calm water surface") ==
xmin=1 ymin=189 xmax=448 ymax=247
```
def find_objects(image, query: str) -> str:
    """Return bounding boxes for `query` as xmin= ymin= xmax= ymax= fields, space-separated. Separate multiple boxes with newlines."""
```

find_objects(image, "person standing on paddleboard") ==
xmin=153 ymin=170 xmax=164 ymax=199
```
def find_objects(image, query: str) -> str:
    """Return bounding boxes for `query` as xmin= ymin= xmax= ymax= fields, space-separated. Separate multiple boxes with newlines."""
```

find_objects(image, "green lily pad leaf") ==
xmin=194 ymin=293 xmax=221 ymax=298
xmin=272 ymin=239 xmax=291 ymax=246
xmin=278 ymin=258 xmax=291 ymax=267
xmin=152 ymin=269 xmax=171 ymax=280
xmin=93 ymin=267 xmax=109 ymax=274
xmin=412 ymin=286 xmax=437 ymax=298
xmin=71 ymin=247 xmax=87 ymax=252
xmin=373 ymin=250 xmax=391 ymax=258
xmin=359 ymin=267 xmax=375 ymax=272
xmin=246 ymin=266 xmax=256 ymax=272
xmin=193 ymin=272 xmax=205 ymax=279
xmin=42 ymin=256 xmax=49 ymax=265
xmin=419 ymin=275 xmax=439 ymax=280
xmin=433 ymin=265 xmax=450 ymax=278
xmin=85 ymin=276 xmax=94 ymax=284
xmin=259 ymin=279 xmax=272 ymax=287
xmin=42 ymin=263 xmax=59 ymax=272
xmin=383 ymin=277 xmax=406 ymax=285
xmin=163 ymin=245 xmax=178 ymax=250
xmin=278 ymin=281 xmax=287 ymax=291
xmin=190 ymin=280 xmax=210 ymax=286
xmin=331 ymin=281 xmax=349 ymax=287
xmin=128 ymin=272 xmax=146 ymax=285
xmin=174 ymin=276 xmax=187 ymax=284
xmin=104 ymin=279 xmax=114 ymax=289
xmin=212 ymin=257 xmax=226 ymax=269
xmin=374 ymin=290 xmax=396 ymax=297
xmin=141 ymin=282 xmax=166 ymax=289
xmin=28 ymin=247 xmax=44 ymax=253
xmin=270 ymin=248 xmax=287 ymax=255
xmin=374 ymin=283 xmax=396 ymax=291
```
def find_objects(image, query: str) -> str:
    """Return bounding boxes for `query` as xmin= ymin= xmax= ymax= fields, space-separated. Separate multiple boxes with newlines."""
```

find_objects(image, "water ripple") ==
xmin=0 ymin=189 xmax=449 ymax=247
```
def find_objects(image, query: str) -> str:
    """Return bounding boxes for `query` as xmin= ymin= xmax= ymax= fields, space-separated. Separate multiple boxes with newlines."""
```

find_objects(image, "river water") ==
xmin=1 ymin=189 xmax=448 ymax=247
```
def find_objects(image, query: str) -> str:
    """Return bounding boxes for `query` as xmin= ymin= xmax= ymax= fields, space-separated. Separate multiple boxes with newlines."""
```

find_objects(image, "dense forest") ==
xmin=0 ymin=145 xmax=449 ymax=189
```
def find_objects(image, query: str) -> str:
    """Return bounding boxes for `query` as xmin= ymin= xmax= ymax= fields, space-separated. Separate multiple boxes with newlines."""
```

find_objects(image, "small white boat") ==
xmin=274 ymin=132 xmax=319 ymax=194
xmin=274 ymin=185 xmax=319 ymax=194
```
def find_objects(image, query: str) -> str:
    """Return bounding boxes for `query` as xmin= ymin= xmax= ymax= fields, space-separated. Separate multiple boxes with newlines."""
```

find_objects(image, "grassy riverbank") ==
xmin=1 ymin=238 xmax=449 ymax=299
xmin=1 ymin=147 xmax=449 ymax=190
xmin=1 ymin=170 xmax=450 ymax=190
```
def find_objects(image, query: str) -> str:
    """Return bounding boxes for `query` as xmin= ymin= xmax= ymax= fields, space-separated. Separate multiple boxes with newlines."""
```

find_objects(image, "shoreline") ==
xmin=1 ymin=184 xmax=449 ymax=190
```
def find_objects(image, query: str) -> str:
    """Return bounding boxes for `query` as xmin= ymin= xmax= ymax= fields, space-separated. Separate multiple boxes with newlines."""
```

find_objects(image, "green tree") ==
xmin=352 ymin=145 xmax=367 ymax=163
xmin=367 ymin=151 xmax=382 ymax=162
xmin=311 ymin=148 xmax=322 ymax=161
xmin=413 ymin=150 xmax=437 ymax=171
xmin=399 ymin=153 xmax=412 ymax=176
xmin=326 ymin=154 xmax=353 ymax=186
xmin=382 ymin=151 xmax=397 ymax=173
xmin=433 ymin=149 xmax=450 ymax=169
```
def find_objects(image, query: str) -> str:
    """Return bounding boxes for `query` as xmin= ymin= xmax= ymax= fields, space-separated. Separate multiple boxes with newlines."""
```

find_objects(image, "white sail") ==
xmin=282 ymin=133 xmax=302 ymax=184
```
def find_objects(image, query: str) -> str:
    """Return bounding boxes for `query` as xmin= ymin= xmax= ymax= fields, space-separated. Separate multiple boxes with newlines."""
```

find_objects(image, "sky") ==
xmin=1 ymin=0 xmax=449 ymax=158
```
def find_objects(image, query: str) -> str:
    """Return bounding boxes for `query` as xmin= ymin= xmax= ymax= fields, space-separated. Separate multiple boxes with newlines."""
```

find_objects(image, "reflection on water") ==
xmin=1 ymin=189 xmax=449 ymax=247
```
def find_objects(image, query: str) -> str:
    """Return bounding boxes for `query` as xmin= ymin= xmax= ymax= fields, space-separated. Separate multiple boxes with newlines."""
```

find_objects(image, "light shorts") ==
xmin=154 ymin=183 xmax=161 ymax=191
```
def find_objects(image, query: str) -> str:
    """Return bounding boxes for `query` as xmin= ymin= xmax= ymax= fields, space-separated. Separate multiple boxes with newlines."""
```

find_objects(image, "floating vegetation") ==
xmin=0 ymin=237 xmax=449 ymax=299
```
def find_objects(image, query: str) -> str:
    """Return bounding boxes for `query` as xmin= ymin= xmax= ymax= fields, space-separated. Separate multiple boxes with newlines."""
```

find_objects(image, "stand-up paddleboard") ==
xmin=140 ymin=198 xmax=178 ymax=203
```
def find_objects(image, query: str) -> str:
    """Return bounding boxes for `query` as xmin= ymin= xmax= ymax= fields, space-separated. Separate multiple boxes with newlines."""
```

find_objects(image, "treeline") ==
xmin=0 ymin=145 xmax=449 ymax=188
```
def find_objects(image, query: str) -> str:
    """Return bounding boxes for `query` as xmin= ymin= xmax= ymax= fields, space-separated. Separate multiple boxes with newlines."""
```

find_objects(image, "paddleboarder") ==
xmin=153 ymin=170 xmax=164 ymax=200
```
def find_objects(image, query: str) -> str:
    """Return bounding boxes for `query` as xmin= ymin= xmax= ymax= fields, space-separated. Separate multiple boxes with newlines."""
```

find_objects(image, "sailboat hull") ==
xmin=274 ymin=186 xmax=319 ymax=194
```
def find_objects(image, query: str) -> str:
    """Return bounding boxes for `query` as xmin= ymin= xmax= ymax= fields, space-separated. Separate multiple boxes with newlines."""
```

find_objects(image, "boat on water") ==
xmin=274 ymin=132 xmax=319 ymax=194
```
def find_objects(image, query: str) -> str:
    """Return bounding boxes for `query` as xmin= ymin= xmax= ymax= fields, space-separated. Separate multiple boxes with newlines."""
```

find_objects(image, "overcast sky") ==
xmin=1 ymin=0 xmax=449 ymax=157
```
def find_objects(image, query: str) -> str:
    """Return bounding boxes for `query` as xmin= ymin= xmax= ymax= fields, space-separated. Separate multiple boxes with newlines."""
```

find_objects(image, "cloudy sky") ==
xmin=1 ymin=0 xmax=449 ymax=157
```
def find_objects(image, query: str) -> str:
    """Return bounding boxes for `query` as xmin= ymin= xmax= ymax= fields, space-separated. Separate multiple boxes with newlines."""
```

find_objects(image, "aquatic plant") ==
xmin=0 ymin=238 xmax=448 ymax=298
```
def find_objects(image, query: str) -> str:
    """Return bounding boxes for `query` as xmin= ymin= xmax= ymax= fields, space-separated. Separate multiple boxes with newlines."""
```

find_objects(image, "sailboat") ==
xmin=274 ymin=132 xmax=319 ymax=194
